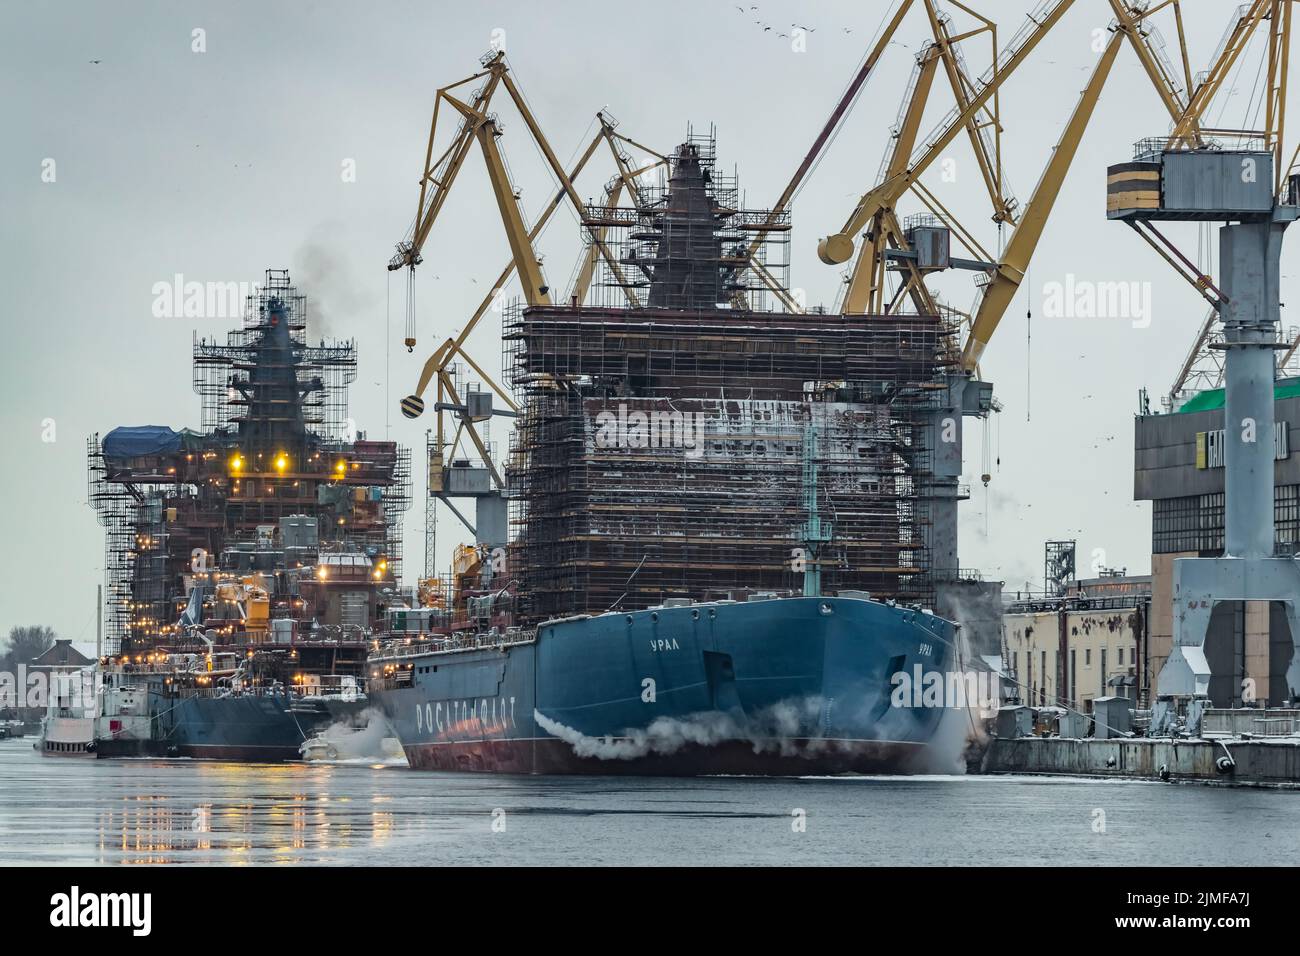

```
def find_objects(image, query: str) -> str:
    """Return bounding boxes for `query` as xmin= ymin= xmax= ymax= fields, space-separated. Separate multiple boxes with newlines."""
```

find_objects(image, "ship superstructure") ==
xmin=84 ymin=270 xmax=411 ymax=759
xmin=504 ymin=137 xmax=950 ymax=621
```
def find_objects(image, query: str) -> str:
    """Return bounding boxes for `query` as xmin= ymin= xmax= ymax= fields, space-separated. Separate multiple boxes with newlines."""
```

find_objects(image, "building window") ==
xmin=1154 ymin=486 xmax=1298 ymax=553
xmin=1199 ymin=491 xmax=1226 ymax=552
xmin=1279 ymin=485 xmax=1299 ymax=546
xmin=1153 ymin=495 xmax=1200 ymax=553
xmin=1085 ymin=648 xmax=1091 ymax=666
xmin=1152 ymin=493 xmax=1223 ymax=553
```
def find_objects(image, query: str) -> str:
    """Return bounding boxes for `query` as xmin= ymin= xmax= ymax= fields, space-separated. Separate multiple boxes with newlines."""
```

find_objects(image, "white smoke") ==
xmin=309 ymin=707 xmax=405 ymax=762
xmin=913 ymin=620 xmax=991 ymax=774
xmin=533 ymin=698 xmax=824 ymax=761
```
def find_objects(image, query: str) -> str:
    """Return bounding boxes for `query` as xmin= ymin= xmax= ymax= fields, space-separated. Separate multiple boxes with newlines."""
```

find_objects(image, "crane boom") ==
xmin=475 ymin=119 xmax=551 ymax=307
xmin=727 ymin=0 xmax=914 ymax=312
xmin=1108 ymin=0 xmax=1199 ymax=146
xmin=961 ymin=29 xmax=1123 ymax=370
xmin=842 ymin=42 xmax=941 ymax=313
xmin=389 ymin=52 xmax=647 ymax=354
xmin=390 ymin=60 xmax=505 ymax=275
xmin=925 ymin=0 xmax=1015 ymax=225
xmin=818 ymin=0 xmax=1076 ymax=266
xmin=403 ymin=118 xmax=661 ymax=407
xmin=1167 ymin=0 xmax=1271 ymax=147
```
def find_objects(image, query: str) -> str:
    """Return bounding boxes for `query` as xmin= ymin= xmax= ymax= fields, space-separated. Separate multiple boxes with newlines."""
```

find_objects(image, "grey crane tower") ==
xmin=1109 ymin=145 xmax=1300 ymax=722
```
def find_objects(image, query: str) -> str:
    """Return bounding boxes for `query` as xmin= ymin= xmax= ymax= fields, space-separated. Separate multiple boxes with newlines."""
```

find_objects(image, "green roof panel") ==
xmin=1178 ymin=379 xmax=1300 ymax=414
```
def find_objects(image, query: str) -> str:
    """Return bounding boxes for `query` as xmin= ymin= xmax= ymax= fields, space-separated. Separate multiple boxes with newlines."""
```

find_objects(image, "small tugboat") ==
xmin=299 ymin=733 xmax=340 ymax=762
xmin=37 ymin=673 xmax=96 ymax=757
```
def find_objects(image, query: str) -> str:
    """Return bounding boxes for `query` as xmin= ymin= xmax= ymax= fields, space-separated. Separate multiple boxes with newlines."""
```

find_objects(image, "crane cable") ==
xmin=386 ymin=270 xmax=391 ymax=439
xmin=405 ymin=266 xmax=416 ymax=352
xmin=1025 ymin=264 xmax=1032 ymax=423
xmin=982 ymin=416 xmax=991 ymax=538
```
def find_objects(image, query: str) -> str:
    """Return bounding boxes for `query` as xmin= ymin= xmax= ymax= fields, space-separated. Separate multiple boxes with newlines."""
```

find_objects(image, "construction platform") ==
xmin=981 ymin=736 xmax=1300 ymax=787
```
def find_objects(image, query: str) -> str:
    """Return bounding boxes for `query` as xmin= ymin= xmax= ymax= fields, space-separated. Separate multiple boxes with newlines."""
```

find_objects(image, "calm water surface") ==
xmin=0 ymin=742 xmax=1296 ymax=865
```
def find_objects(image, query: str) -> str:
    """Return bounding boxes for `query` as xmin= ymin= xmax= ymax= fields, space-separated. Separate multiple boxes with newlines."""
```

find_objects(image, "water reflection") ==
xmin=1 ymin=743 xmax=1297 ymax=866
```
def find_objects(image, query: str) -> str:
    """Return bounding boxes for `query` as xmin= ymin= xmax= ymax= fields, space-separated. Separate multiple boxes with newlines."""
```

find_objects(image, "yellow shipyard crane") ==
xmin=387 ymin=51 xmax=665 ymax=424
xmin=798 ymin=0 xmax=1269 ymax=580
xmin=812 ymin=0 xmax=1225 ymax=373
xmin=386 ymin=51 xmax=667 ymax=574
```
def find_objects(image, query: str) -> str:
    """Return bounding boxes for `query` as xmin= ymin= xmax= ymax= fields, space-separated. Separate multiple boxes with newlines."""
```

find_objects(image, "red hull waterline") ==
xmin=401 ymin=737 xmax=930 ymax=776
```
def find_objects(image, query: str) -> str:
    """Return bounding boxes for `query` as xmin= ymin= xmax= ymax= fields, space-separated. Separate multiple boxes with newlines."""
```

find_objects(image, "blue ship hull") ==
xmin=96 ymin=688 xmax=368 ymax=762
xmin=371 ymin=595 xmax=957 ymax=775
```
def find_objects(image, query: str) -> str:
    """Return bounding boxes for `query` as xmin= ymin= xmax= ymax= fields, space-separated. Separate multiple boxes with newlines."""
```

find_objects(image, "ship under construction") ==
xmin=69 ymin=0 xmax=1300 ymax=775
xmin=370 ymin=75 xmax=968 ymax=772
xmin=365 ymin=1 xmax=1300 ymax=776
xmin=83 ymin=271 xmax=410 ymax=760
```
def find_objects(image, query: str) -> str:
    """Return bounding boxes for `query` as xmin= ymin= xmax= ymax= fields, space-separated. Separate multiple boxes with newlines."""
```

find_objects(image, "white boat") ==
xmin=39 ymin=712 xmax=96 ymax=757
xmin=299 ymin=733 xmax=339 ymax=761
xmin=37 ymin=660 xmax=98 ymax=757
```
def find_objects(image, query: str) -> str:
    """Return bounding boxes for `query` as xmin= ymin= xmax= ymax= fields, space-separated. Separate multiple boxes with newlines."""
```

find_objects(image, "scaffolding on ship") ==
xmin=89 ymin=271 xmax=411 ymax=656
xmin=499 ymin=134 xmax=953 ymax=622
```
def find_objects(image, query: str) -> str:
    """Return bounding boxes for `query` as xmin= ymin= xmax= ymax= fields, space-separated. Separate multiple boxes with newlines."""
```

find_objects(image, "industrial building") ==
xmin=1002 ymin=572 xmax=1150 ymax=713
xmin=1135 ymin=382 xmax=1300 ymax=706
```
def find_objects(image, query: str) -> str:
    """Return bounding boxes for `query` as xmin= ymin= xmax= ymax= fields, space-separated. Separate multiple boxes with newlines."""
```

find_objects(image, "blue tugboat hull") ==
xmin=96 ymin=690 xmax=368 ymax=762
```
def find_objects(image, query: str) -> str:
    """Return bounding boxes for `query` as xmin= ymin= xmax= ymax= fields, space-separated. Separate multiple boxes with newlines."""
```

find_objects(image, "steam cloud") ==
xmin=915 ymin=602 xmax=991 ymax=774
xmin=309 ymin=707 xmax=405 ymax=762
xmin=533 ymin=698 xmax=827 ymax=761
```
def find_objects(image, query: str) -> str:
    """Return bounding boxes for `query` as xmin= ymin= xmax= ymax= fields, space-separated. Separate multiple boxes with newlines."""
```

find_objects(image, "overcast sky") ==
xmin=2 ymin=0 xmax=1294 ymax=643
